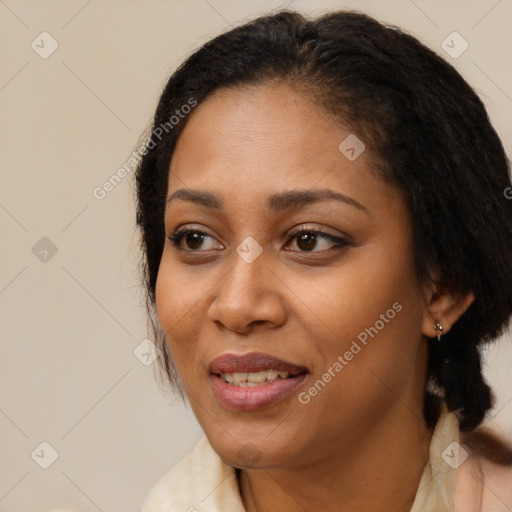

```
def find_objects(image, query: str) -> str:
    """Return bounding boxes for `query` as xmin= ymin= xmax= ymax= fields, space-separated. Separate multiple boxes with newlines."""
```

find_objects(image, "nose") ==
xmin=206 ymin=245 xmax=287 ymax=334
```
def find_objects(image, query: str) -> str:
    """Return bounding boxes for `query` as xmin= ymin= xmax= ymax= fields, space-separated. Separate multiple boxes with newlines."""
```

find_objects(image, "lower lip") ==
xmin=210 ymin=373 xmax=307 ymax=411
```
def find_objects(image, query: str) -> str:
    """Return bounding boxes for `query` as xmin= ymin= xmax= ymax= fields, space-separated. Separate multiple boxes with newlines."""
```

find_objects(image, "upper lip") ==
xmin=209 ymin=352 xmax=308 ymax=375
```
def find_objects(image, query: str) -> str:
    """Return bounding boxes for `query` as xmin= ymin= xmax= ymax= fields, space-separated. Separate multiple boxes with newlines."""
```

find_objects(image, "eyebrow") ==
xmin=166 ymin=188 xmax=369 ymax=215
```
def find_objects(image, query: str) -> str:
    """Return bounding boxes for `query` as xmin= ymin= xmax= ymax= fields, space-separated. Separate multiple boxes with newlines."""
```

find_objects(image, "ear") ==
xmin=421 ymin=282 xmax=475 ymax=339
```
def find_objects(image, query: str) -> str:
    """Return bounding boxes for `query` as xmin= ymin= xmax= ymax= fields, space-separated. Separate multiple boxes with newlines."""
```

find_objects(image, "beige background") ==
xmin=1 ymin=1 xmax=511 ymax=511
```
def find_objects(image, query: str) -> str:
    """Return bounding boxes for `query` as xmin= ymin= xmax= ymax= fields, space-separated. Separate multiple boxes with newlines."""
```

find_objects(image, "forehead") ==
xmin=171 ymin=83 xmax=345 ymax=175
xmin=166 ymin=82 xmax=403 ymax=220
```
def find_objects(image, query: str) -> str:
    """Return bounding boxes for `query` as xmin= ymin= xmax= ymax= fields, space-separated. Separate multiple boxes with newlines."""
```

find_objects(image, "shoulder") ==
xmin=141 ymin=436 xmax=245 ymax=512
xmin=479 ymin=455 xmax=512 ymax=511
xmin=456 ymin=432 xmax=512 ymax=512
xmin=140 ymin=438 xmax=200 ymax=511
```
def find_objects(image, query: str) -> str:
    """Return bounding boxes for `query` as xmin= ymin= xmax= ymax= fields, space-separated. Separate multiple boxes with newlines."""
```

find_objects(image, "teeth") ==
xmin=221 ymin=370 xmax=291 ymax=386
xmin=266 ymin=370 xmax=279 ymax=381
xmin=224 ymin=373 xmax=235 ymax=384
xmin=233 ymin=372 xmax=248 ymax=384
xmin=247 ymin=371 xmax=268 ymax=383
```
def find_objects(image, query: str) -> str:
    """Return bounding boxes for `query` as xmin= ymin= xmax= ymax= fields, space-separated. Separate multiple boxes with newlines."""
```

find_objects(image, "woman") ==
xmin=135 ymin=9 xmax=512 ymax=511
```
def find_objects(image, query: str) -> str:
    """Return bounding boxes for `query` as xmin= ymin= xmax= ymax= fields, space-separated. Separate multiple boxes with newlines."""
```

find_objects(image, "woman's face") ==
xmin=155 ymin=82 xmax=433 ymax=469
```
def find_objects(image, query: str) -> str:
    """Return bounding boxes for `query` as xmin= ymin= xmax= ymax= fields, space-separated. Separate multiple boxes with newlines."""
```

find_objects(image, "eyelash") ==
xmin=166 ymin=226 xmax=349 ymax=255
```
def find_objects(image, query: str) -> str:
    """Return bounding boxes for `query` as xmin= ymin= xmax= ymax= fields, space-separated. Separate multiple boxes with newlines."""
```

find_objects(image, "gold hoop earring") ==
xmin=433 ymin=319 xmax=444 ymax=342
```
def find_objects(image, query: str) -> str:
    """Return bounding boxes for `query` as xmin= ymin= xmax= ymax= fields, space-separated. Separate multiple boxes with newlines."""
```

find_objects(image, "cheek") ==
xmin=155 ymin=260 xmax=179 ymax=333
xmin=292 ymin=245 xmax=417 ymax=345
xmin=154 ymin=256 xmax=207 ymax=371
xmin=294 ymin=283 xmax=424 ymax=433
xmin=155 ymin=247 xmax=210 ymax=323
xmin=293 ymin=242 xmax=425 ymax=395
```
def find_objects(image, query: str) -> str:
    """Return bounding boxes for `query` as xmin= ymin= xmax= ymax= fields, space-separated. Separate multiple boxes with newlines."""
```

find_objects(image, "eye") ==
xmin=167 ymin=226 xmax=349 ymax=254
xmin=167 ymin=228 xmax=222 ymax=251
xmin=284 ymin=227 xmax=349 ymax=253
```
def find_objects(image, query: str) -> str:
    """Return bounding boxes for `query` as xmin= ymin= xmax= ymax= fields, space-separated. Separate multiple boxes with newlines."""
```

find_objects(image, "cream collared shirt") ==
xmin=141 ymin=408 xmax=512 ymax=511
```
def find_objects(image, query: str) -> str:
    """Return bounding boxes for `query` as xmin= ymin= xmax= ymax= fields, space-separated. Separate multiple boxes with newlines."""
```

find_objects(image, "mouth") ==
xmin=208 ymin=352 xmax=308 ymax=411
xmin=218 ymin=369 xmax=298 ymax=386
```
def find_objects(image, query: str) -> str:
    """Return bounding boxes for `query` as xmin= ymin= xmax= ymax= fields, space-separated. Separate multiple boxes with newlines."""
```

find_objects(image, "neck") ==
xmin=238 ymin=405 xmax=434 ymax=512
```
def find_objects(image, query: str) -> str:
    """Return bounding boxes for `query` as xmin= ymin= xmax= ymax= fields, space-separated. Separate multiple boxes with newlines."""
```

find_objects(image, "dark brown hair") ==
xmin=134 ymin=10 xmax=512 ymax=459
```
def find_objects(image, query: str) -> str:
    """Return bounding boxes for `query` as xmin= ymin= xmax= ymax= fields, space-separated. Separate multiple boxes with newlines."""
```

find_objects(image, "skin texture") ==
xmin=155 ymin=82 xmax=474 ymax=512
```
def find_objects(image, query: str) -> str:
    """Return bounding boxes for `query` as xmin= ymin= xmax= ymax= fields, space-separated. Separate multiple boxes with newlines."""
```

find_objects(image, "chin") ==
xmin=209 ymin=432 xmax=292 ymax=470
